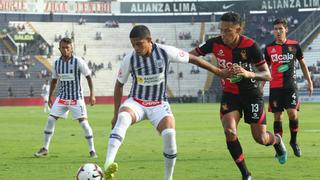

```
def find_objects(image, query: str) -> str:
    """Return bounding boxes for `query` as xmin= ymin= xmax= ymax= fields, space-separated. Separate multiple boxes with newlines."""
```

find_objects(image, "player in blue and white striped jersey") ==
xmin=34 ymin=38 xmax=97 ymax=158
xmin=103 ymin=25 xmax=231 ymax=180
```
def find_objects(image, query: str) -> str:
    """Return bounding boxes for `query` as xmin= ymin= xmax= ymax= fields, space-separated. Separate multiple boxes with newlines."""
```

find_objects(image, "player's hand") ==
xmin=218 ymin=67 xmax=234 ymax=79
xmin=232 ymin=64 xmax=254 ymax=79
xmin=308 ymin=82 xmax=314 ymax=96
xmin=89 ymin=95 xmax=96 ymax=106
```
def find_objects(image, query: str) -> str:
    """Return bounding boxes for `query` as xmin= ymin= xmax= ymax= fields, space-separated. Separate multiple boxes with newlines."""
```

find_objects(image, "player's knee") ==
xmin=162 ymin=128 xmax=177 ymax=155
xmin=224 ymin=128 xmax=237 ymax=140
xmin=253 ymin=134 xmax=268 ymax=145
xmin=116 ymin=112 xmax=132 ymax=128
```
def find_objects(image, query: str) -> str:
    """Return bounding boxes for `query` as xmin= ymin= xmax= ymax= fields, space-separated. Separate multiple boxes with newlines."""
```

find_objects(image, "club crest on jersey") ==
xmin=218 ymin=49 xmax=225 ymax=56
xmin=273 ymin=100 xmax=278 ymax=108
xmin=288 ymin=46 xmax=295 ymax=52
xmin=240 ymin=50 xmax=247 ymax=60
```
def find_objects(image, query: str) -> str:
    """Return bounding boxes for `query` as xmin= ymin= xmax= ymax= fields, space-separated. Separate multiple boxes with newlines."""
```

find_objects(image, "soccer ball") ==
xmin=76 ymin=163 xmax=103 ymax=180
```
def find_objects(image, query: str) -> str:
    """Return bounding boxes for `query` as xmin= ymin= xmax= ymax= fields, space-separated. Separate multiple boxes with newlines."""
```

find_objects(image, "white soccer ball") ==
xmin=76 ymin=163 xmax=103 ymax=180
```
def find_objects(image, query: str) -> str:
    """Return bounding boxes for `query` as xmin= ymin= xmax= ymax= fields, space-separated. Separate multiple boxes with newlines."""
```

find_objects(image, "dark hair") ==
xmin=129 ymin=25 xmax=151 ymax=39
xmin=59 ymin=37 xmax=72 ymax=47
xmin=273 ymin=18 xmax=288 ymax=28
xmin=220 ymin=11 xmax=243 ymax=26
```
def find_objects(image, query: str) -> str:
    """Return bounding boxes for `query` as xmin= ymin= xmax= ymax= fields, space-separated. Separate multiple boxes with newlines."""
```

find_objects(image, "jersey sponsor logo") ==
xmin=133 ymin=98 xmax=162 ymax=107
xmin=217 ymin=57 xmax=251 ymax=70
xmin=58 ymin=99 xmax=77 ymax=105
xmin=58 ymin=73 xmax=75 ymax=81
xmin=270 ymin=53 xmax=294 ymax=63
xmin=136 ymin=72 xmax=165 ymax=86
xmin=271 ymin=48 xmax=276 ymax=53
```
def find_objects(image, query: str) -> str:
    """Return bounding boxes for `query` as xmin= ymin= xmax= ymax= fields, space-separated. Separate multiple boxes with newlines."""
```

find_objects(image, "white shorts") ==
xmin=42 ymin=95 xmax=49 ymax=102
xmin=120 ymin=97 xmax=173 ymax=128
xmin=50 ymin=97 xmax=87 ymax=120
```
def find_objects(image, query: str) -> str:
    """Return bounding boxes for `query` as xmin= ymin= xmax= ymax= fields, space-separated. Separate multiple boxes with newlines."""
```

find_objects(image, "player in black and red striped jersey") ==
xmin=264 ymin=18 xmax=313 ymax=157
xmin=190 ymin=12 xmax=287 ymax=180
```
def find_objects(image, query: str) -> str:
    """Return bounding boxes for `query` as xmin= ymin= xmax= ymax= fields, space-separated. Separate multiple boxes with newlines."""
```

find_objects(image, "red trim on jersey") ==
xmin=285 ymin=39 xmax=298 ymax=45
xmin=133 ymin=98 xmax=162 ymax=107
xmin=266 ymin=45 xmax=284 ymax=88
xmin=235 ymin=153 xmax=244 ymax=163
xmin=238 ymin=36 xmax=255 ymax=48
xmin=257 ymin=109 xmax=266 ymax=125
xmin=255 ymin=60 xmax=266 ymax=67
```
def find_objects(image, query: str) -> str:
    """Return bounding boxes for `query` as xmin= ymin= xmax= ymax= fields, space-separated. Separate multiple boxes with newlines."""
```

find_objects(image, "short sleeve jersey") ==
xmin=52 ymin=56 xmax=91 ymax=100
xmin=264 ymin=39 xmax=303 ymax=89
xmin=117 ymin=43 xmax=189 ymax=101
xmin=196 ymin=35 xmax=265 ymax=95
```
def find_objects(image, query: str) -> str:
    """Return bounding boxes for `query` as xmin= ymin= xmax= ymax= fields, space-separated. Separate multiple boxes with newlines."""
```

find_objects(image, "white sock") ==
xmin=104 ymin=112 xmax=132 ymax=169
xmin=43 ymin=116 xmax=56 ymax=150
xmin=162 ymin=128 xmax=177 ymax=180
xmin=80 ymin=120 xmax=95 ymax=152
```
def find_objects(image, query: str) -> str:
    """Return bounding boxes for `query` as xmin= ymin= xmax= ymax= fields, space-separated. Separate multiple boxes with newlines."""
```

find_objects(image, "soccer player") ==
xmin=41 ymin=80 xmax=50 ymax=113
xmin=264 ymin=18 xmax=313 ymax=157
xmin=189 ymin=12 xmax=287 ymax=179
xmin=34 ymin=37 xmax=97 ymax=158
xmin=103 ymin=25 xmax=230 ymax=180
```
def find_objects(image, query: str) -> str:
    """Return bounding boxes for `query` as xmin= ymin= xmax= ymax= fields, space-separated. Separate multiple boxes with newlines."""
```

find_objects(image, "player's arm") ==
xmin=233 ymin=63 xmax=271 ymax=81
xmin=189 ymin=54 xmax=232 ymax=79
xmin=48 ymin=79 xmax=57 ymax=108
xmin=189 ymin=49 xmax=201 ymax=56
xmin=86 ymin=75 xmax=96 ymax=106
xmin=112 ymin=80 xmax=124 ymax=128
xmin=299 ymin=58 xmax=313 ymax=96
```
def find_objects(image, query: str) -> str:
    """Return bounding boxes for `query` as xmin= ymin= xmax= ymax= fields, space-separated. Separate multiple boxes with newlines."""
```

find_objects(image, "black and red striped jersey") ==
xmin=264 ymin=39 xmax=303 ymax=89
xmin=196 ymin=35 xmax=265 ymax=95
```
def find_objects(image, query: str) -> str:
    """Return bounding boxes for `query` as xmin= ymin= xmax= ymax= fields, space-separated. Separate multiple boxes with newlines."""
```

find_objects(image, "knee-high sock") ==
xmin=43 ymin=116 xmax=56 ymax=150
xmin=289 ymin=119 xmax=299 ymax=144
xmin=274 ymin=121 xmax=283 ymax=137
xmin=80 ymin=120 xmax=95 ymax=152
xmin=104 ymin=112 xmax=132 ymax=169
xmin=227 ymin=139 xmax=250 ymax=176
xmin=162 ymin=128 xmax=177 ymax=180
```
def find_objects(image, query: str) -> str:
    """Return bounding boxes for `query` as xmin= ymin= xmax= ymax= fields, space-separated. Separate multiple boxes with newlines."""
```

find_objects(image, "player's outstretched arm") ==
xmin=112 ymin=80 xmax=124 ymax=129
xmin=233 ymin=63 xmax=271 ymax=81
xmin=86 ymin=76 xmax=96 ymax=106
xmin=299 ymin=58 xmax=314 ymax=96
xmin=188 ymin=53 xmax=232 ymax=79
xmin=48 ymin=79 xmax=57 ymax=108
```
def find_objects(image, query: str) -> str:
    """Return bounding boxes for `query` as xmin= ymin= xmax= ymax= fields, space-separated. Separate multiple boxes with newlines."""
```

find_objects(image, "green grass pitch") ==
xmin=0 ymin=103 xmax=320 ymax=180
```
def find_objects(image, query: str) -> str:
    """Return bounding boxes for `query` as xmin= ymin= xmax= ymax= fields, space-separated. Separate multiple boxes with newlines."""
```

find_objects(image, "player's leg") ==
xmin=104 ymin=99 xmax=144 ymax=179
xmin=78 ymin=118 xmax=97 ymax=158
xmin=35 ymin=115 xmax=58 ymax=157
xmin=286 ymin=108 xmax=301 ymax=157
xmin=35 ymin=98 xmax=67 ymax=157
xmin=284 ymin=88 xmax=301 ymax=157
xmin=156 ymin=116 xmax=176 ymax=180
xmin=269 ymin=88 xmax=284 ymax=137
xmin=148 ymin=101 xmax=176 ymax=180
xmin=222 ymin=111 xmax=252 ymax=180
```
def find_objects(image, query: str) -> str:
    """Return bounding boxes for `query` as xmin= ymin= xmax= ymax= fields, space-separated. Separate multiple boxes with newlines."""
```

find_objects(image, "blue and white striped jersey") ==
xmin=52 ymin=56 xmax=91 ymax=100
xmin=118 ymin=43 xmax=189 ymax=101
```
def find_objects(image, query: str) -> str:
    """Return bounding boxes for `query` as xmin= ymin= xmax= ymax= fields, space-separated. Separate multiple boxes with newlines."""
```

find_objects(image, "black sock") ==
xmin=273 ymin=121 xmax=283 ymax=137
xmin=227 ymin=139 xmax=250 ymax=176
xmin=289 ymin=119 xmax=299 ymax=144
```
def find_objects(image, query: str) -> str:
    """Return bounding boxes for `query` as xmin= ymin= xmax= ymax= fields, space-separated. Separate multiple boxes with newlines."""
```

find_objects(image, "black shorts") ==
xmin=220 ymin=92 xmax=266 ymax=124
xmin=268 ymin=88 xmax=300 ymax=113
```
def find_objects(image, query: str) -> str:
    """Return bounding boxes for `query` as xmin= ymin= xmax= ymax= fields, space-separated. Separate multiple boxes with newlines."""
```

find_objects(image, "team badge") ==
xmin=288 ymin=46 xmax=295 ymax=52
xmin=240 ymin=50 xmax=247 ymax=60
xmin=218 ymin=49 xmax=225 ymax=56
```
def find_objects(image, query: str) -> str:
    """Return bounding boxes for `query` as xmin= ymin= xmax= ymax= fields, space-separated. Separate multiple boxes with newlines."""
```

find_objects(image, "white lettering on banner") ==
xmin=261 ymin=0 xmax=319 ymax=10
xmin=59 ymin=73 xmax=75 ymax=81
xmin=130 ymin=2 xmax=197 ymax=13
xmin=136 ymin=73 xmax=164 ymax=86
xmin=270 ymin=53 xmax=294 ymax=63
